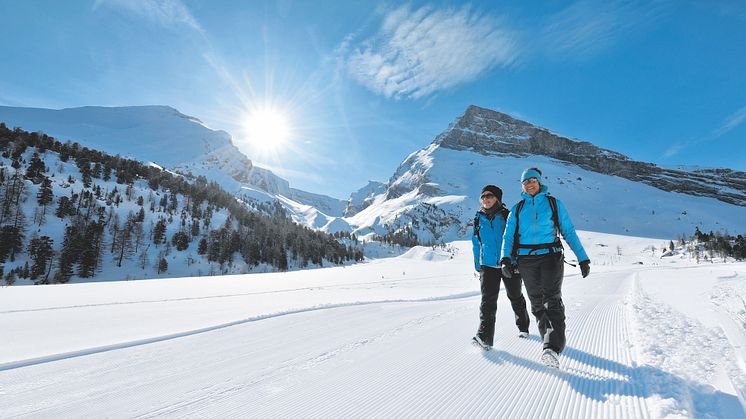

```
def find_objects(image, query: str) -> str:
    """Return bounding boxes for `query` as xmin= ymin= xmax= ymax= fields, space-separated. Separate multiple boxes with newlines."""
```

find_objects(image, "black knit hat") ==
xmin=480 ymin=185 xmax=503 ymax=201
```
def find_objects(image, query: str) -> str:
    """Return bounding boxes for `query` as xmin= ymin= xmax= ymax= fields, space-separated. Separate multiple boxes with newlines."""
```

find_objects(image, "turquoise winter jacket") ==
xmin=471 ymin=208 xmax=508 ymax=272
xmin=501 ymin=185 xmax=589 ymax=263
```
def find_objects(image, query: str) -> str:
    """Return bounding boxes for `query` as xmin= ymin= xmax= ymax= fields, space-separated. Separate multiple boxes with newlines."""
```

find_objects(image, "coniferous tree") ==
xmin=278 ymin=245 xmax=288 ymax=271
xmin=55 ymin=196 xmax=76 ymax=218
xmin=157 ymin=257 xmax=168 ymax=274
xmin=152 ymin=219 xmax=167 ymax=245
xmin=197 ymin=237 xmax=208 ymax=255
xmin=36 ymin=175 xmax=53 ymax=216
xmin=78 ymin=222 xmax=103 ymax=277
xmin=171 ymin=231 xmax=190 ymax=251
xmin=77 ymin=157 xmax=92 ymax=188
xmin=136 ymin=206 xmax=145 ymax=222
xmin=55 ymin=225 xmax=78 ymax=283
xmin=114 ymin=217 xmax=135 ymax=267
xmin=132 ymin=220 xmax=145 ymax=254
xmin=0 ymin=226 xmax=24 ymax=263
xmin=28 ymin=235 xmax=54 ymax=282
xmin=138 ymin=245 xmax=150 ymax=270
xmin=25 ymin=152 xmax=46 ymax=183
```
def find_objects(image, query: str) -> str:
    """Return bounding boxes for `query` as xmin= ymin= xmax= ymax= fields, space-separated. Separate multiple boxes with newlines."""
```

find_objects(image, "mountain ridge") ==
xmin=438 ymin=105 xmax=746 ymax=207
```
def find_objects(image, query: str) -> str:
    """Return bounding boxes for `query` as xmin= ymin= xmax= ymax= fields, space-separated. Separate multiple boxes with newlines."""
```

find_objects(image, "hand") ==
xmin=500 ymin=257 xmax=513 ymax=279
xmin=579 ymin=260 xmax=590 ymax=278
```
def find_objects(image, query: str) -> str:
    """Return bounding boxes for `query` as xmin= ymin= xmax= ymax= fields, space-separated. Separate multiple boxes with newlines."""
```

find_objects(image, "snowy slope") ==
xmin=1 ymin=233 xmax=745 ymax=418
xmin=0 ymin=105 xmax=231 ymax=166
xmin=0 ymin=105 xmax=347 ymax=226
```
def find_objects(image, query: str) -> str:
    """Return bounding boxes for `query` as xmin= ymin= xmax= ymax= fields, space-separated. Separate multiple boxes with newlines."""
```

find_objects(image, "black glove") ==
xmin=579 ymin=260 xmax=590 ymax=278
xmin=500 ymin=257 xmax=513 ymax=279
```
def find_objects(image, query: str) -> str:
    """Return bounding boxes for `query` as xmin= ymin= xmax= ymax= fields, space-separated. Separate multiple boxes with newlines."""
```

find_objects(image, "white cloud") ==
xmin=713 ymin=105 xmax=746 ymax=138
xmin=541 ymin=0 xmax=670 ymax=59
xmin=340 ymin=5 xmax=519 ymax=100
xmin=94 ymin=0 xmax=204 ymax=35
xmin=664 ymin=105 xmax=746 ymax=157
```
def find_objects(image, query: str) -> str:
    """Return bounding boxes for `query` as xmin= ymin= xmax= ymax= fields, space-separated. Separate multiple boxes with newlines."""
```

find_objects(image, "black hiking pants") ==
xmin=477 ymin=265 xmax=530 ymax=346
xmin=518 ymin=252 xmax=566 ymax=353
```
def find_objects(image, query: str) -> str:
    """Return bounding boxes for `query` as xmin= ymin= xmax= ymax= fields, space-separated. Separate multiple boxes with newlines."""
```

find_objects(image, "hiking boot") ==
xmin=541 ymin=348 xmax=560 ymax=369
xmin=472 ymin=335 xmax=492 ymax=351
xmin=518 ymin=331 xmax=529 ymax=339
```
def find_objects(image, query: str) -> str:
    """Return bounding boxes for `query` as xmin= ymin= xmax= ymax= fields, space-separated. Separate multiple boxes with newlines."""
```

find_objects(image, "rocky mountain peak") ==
xmin=428 ymin=105 xmax=746 ymax=207
xmin=438 ymin=105 xmax=626 ymax=161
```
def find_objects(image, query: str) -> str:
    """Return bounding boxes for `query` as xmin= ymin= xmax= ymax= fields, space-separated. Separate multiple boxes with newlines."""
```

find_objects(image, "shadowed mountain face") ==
xmin=437 ymin=105 xmax=746 ymax=207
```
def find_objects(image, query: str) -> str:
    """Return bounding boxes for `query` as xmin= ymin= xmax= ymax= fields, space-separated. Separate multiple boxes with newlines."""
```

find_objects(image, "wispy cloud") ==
xmin=713 ymin=106 xmax=746 ymax=138
xmin=339 ymin=5 xmax=520 ymax=100
xmin=93 ymin=0 xmax=204 ymax=35
xmin=541 ymin=0 xmax=670 ymax=59
xmin=664 ymin=105 xmax=746 ymax=157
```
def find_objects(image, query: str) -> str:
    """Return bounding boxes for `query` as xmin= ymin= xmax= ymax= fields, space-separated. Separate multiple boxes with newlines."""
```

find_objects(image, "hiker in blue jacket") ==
xmin=500 ymin=168 xmax=590 ymax=368
xmin=471 ymin=185 xmax=530 ymax=350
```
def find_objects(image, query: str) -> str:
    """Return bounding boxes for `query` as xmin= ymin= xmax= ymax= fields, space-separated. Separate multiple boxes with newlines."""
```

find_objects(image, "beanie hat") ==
xmin=480 ymin=184 xmax=503 ymax=201
xmin=521 ymin=167 xmax=542 ymax=183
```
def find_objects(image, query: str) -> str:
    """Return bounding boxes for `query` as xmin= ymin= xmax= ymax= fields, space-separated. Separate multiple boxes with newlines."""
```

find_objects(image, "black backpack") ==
xmin=511 ymin=195 xmax=562 ymax=257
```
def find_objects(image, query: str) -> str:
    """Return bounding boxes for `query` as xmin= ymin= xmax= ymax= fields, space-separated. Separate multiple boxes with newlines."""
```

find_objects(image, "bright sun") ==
xmin=243 ymin=107 xmax=291 ymax=153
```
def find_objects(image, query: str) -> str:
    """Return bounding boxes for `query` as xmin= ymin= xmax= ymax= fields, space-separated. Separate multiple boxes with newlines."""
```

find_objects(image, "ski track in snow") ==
xmin=0 ymin=273 xmax=458 ymax=315
xmin=0 ymin=290 xmax=479 ymax=373
xmin=2 ymin=256 xmax=746 ymax=417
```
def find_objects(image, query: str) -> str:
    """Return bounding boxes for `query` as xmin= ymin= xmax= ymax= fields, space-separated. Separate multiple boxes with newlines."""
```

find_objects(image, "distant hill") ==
xmin=0 ymin=124 xmax=361 ymax=285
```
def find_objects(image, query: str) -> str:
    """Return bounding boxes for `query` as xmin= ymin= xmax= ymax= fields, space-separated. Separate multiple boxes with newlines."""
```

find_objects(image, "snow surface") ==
xmin=2 ymin=232 xmax=745 ymax=418
xmin=0 ymin=105 xmax=232 ymax=167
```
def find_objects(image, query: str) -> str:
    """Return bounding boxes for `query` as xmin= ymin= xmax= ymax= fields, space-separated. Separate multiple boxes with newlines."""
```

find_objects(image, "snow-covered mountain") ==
xmin=342 ymin=105 xmax=746 ymax=242
xmin=4 ymin=104 xmax=744 ymax=245
xmin=344 ymin=180 xmax=387 ymax=216
xmin=0 ymin=105 xmax=347 ymax=227
xmin=0 ymin=124 xmax=366 ymax=285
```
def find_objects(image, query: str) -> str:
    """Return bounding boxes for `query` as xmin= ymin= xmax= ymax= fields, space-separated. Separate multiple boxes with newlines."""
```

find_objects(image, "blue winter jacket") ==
xmin=471 ymin=208 xmax=508 ymax=272
xmin=501 ymin=185 xmax=589 ymax=264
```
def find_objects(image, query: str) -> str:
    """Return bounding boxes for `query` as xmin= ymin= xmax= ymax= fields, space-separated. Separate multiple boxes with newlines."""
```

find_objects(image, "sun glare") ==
xmin=242 ymin=107 xmax=291 ymax=153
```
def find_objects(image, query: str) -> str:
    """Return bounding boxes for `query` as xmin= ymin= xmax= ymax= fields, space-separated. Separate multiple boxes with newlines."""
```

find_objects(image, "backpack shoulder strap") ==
xmin=547 ymin=195 xmax=560 ymax=235
xmin=511 ymin=200 xmax=526 ymax=258
xmin=500 ymin=205 xmax=509 ymax=221
xmin=473 ymin=214 xmax=481 ymax=244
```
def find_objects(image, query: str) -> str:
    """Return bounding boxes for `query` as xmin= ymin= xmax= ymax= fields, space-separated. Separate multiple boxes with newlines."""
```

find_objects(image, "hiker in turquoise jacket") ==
xmin=471 ymin=185 xmax=530 ymax=351
xmin=500 ymin=167 xmax=590 ymax=368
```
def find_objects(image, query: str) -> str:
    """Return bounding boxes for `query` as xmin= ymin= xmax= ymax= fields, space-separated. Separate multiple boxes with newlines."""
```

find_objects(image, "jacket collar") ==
xmin=477 ymin=205 xmax=499 ymax=219
xmin=521 ymin=184 xmax=549 ymax=200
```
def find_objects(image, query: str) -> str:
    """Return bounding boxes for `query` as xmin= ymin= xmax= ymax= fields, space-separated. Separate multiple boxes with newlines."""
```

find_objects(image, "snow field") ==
xmin=1 ymin=232 xmax=746 ymax=417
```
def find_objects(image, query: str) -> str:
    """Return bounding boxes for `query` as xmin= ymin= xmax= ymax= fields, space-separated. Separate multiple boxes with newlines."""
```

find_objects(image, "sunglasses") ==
xmin=521 ymin=177 xmax=539 ymax=185
xmin=480 ymin=193 xmax=496 ymax=200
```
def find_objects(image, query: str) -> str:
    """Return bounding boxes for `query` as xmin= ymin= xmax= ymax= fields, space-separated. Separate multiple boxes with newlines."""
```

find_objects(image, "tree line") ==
xmin=690 ymin=227 xmax=746 ymax=261
xmin=0 ymin=123 xmax=363 ymax=284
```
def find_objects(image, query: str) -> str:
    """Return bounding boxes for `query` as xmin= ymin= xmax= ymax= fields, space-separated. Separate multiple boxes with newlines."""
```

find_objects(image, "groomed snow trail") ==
xmin=2 ymin=232 xmax=746 ymax=418
xmin=0 ymin=270 xmax=672 ymax=418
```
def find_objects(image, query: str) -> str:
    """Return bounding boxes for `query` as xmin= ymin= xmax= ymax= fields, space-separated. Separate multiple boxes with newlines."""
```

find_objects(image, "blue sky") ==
xmin=1 ymin=0 xmax=745 ymax=199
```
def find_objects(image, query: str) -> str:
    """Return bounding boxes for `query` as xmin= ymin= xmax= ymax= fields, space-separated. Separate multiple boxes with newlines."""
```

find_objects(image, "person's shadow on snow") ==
xmin=480 ymin=337 xmax=745 ymax=418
